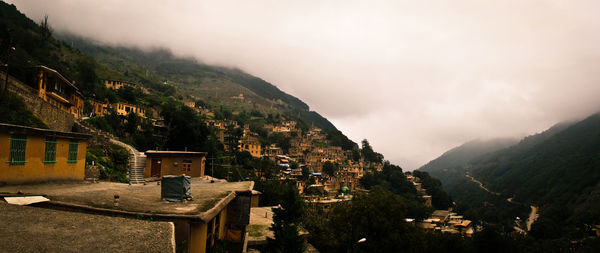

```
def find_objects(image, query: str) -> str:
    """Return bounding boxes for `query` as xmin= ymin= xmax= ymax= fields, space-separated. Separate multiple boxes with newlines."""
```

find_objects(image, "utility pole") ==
xmin=206 ymin=156 xmax=216 ymax=178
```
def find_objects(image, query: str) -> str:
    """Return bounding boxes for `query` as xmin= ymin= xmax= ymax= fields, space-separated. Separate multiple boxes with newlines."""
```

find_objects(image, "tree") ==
xmin=304 ymin=187 xmax=424 ymax=252
xmin=323 ymin=161 xmax=338 ymax=178
xmin=361 ymin=139 xmax=383 ymax=163
xmin=161 ymin=102 xmax=214 ymax=155
xmin=412 ymin=170 xmax=453 ymax=209
xmin=39 ymin=15 xmax=52 ymax=42
xmin=301 ymin=166 xmax=310 ymax=182
xmin=267 ymin=182 xmax=306 ymax=253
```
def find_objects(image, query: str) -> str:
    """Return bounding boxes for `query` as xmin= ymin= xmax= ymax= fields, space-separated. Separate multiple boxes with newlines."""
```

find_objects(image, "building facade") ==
xmin=89 ymin=99 xmax=109 ymax=117
xmin=36 ymin=66 xmax=84 ymax=119
xmin=144 ymin=151 xmax=207 ymax=178
xmin=113 ymin=102 xmax=145 ymax=117
xmin=0 ymin=123 xmax=90 ymax=184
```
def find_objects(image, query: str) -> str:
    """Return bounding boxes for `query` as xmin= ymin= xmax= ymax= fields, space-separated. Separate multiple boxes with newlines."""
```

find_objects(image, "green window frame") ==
xmin=44 ymin=138 xmax=57 ymax=163
xmin=67 ymin=141 xmax=79 ymax=163
xmin=9 ymin=135 xmax=27 ymax=165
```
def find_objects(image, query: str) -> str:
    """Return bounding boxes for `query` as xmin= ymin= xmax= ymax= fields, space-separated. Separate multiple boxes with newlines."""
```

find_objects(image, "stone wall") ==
xmin=1 ymin=71 xmax=74 ymax=132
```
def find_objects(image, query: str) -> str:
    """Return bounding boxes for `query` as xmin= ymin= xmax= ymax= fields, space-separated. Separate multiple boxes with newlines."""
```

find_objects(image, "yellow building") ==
xmin=88 ymin=99 xmax=109 ymax=117
xmin=0 ymin=123 xmax=90 ymax=184
xmin=36 ymin=66 xmax=85 ymax=119
xmin=104 ymin=79 xmax=135 ymax=90
xmin=144 ymin=150 xmax=207 ymax=178
xmin=239 ymin=136 xmax=261 ymax=158
xmin=113 ymin=102 xmax=145 ymax=117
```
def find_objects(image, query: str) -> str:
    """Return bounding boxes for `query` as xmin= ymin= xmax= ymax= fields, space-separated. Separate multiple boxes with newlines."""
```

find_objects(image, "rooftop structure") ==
xmin=145 ymin=150 xmax=207 ymax=178
xmin=0 ymin=201 xmax=175 ymax=252
xmin=0 ymin=178 xmax=254 ymax=252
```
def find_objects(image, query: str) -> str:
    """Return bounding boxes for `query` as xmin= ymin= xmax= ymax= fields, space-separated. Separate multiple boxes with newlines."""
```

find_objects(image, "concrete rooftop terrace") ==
xmin=0 ymin=178 xmax=254 ymax=222
xmin=0 ymin=202 xmax=175 ymax=253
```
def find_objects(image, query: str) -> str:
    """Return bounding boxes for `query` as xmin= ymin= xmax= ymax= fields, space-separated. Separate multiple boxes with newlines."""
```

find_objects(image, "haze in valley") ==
xmin=9 ymin=0 xmax=600 ymax=169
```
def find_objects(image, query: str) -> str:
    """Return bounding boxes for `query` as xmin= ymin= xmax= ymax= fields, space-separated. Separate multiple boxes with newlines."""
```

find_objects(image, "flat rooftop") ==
xmin=248 ymin=206 xmax=275 ymax=245
xmin=0 ymin=178 xmax=253 ymax=222
xmin=0 ymin=201 xmax=175 ymax=253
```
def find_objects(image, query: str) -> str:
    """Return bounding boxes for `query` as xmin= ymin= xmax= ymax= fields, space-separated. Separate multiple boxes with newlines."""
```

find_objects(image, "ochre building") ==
xmin=0 ymin=123 xmax=90 ymax=184
xmin=35 ymin=66 xmax=85 ymax=119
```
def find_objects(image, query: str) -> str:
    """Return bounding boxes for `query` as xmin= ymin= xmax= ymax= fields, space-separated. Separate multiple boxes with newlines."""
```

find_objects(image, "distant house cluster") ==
xmin=412 ymin=209 xmax=474 ymax=237
xmin=104 ymin=79 xmax=136 ymax=90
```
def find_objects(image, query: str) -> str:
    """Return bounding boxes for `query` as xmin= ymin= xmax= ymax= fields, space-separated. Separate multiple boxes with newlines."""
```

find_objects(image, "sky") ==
xmin=8 ymin=0 xmax=600 ymax=169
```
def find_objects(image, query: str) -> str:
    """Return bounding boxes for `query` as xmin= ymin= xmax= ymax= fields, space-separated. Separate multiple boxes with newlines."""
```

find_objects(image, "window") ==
xmin=182 ymin=160 xmax=192 ymax=172
xmin=67 ymin=141 xmax=79 ymax=163
xmin=9 ymin=135 xmax=27 ymax=165
xmin=44 ymin=138 xmax=57 ymax=163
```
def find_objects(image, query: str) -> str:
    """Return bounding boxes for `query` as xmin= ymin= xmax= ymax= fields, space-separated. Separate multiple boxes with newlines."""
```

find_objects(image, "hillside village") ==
xmin=0 ymin=46 xmax=476 ymax=253
xmin=0 ymin=3 xmax=481 ymax=252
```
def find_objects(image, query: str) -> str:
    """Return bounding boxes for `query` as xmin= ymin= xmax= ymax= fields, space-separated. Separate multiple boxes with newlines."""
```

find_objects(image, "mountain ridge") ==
xmin=419 ymin=113 xmax=600 ymax=238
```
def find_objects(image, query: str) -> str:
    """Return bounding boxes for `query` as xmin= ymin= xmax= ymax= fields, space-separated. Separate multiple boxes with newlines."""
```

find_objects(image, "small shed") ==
xmin=144 ymin=150 xmax=206 ymax=178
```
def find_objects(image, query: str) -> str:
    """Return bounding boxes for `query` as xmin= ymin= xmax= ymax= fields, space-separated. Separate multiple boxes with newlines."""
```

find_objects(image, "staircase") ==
xmin=75 ymin=119 xmax=146 ymax=184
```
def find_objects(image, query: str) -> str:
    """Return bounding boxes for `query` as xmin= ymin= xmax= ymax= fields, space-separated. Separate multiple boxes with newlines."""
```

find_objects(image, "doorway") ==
xmin=151 ymin=159 xmax=162 ymax=177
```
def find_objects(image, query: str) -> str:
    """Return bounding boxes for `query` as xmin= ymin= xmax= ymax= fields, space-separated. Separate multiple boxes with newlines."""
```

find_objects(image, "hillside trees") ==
xmin=304 ymin=187 xmax=426 ymax=252
xmin=162 ymin=102 xmax=215 ymax=154
xmin=361 ymin=139 xmax=383 ymax=163
xmin=267 ymin=181 xmax=306 ymax=253
xmin=360 ymin=162 xmax=431 ymax=220
xmin=322 ymin=161 xmax=339 ymax=178
xmin=412 ymin=170 xmax=453 ymax=209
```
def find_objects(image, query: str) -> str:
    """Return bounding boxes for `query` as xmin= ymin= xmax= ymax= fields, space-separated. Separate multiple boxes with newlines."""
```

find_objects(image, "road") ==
xmin=526 ymin=205 xmax=539 ymax=231
xmin=466 ymin=173 xmax=539 ymax=232
xmin=465 ymin=173 xmax=500 ymax=196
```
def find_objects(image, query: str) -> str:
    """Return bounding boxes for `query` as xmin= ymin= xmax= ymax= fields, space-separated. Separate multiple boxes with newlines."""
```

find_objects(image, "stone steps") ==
xmin=74 ymin=119 xmax=147 ymax=184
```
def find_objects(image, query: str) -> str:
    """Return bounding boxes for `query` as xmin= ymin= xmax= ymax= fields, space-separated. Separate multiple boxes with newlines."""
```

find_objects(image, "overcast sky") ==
xmin=9 ymin=0 xmax=600 ymax=169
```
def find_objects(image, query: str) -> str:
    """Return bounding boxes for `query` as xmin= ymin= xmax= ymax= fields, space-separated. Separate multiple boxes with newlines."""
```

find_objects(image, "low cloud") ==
xmin=9 ymin=0 xmax=600 ymax=169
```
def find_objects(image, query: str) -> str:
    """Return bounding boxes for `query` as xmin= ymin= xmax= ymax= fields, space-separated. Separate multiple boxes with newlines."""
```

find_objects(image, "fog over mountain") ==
xmin=9 ymin=0 xmax=600 ymax=169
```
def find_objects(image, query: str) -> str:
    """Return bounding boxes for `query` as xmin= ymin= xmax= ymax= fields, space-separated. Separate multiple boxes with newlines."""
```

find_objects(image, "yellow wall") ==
xmin=190 ymin=222 xmax=208 ymax=253
xmin=0 ymin=133 xmax=87 ymax=184
xmin=89 ymin=100 xmax=108 ymax=117
xmin=218 ymin=206 xmax=228 ymax=240
xmin=244 ymin=144 xmax=261 ymax=158
xmin=69 ymin=94 xmax=84 ymax=118
xmin=144 ymin=156 xmax=205 ymax=178
xmin=188 ymin=207 xmax=228 ymax=253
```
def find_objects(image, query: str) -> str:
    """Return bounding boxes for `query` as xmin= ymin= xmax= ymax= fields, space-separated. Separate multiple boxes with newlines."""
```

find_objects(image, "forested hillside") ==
xmin=420 ymin=138 xmax=518 ymax=178
xmin=420 ymin=114 xmax=600 ymax=240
